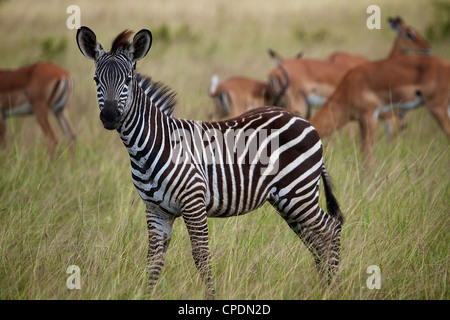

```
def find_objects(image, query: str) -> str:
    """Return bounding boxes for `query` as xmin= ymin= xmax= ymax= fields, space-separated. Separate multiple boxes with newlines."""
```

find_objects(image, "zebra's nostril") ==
xmin=100 ymin=106 xmax=119 ymax=120
xmin=100 ymin=100 xmax=120 ymax=129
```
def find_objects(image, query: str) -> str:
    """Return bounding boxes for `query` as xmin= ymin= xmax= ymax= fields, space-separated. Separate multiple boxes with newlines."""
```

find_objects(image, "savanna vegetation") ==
xmin=0 ymin=0 xmax=448 ymax=299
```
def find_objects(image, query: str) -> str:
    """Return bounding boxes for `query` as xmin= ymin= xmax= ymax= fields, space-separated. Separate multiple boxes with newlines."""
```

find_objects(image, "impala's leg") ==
xmin=382 ymin=110 xmax=405 ymax=139
xmin=426 ymin=102 xmax=450 ymax=138
xmin=346 ymin=121 xmax=356 ymax=139
xmin=0 ymin=113 xmax=6 ymax=150
xmin=33 ymin=103 xmax=58 ymax=159
xmin=55 ymin=108 xmax=77 ymax=158
xmin=146 ymin=207 xmax=176 ymax=295
xmin=289 ymin=90 xmax=308 ymax=117
xmin=392 ymin=111 xmax=408 ymax=136
xmin=273 ymin=180 xmax=343 ymax=282
xmin=359 ymin=113 xmax=377 ymax=170
xmin=182 ymin=201 xmax=215 ymax=300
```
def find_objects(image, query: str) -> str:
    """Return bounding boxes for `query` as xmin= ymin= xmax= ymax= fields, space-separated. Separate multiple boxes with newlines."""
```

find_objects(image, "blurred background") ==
xmin=1 ymin=0 xmax=449 ymax=123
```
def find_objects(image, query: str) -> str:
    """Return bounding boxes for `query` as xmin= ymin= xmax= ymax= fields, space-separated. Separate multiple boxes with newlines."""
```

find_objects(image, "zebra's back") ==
xmin=167 ymin=106 xmax=324 ymax=218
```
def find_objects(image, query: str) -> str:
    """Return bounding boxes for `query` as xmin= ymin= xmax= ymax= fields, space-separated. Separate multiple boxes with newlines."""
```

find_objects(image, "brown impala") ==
xmin=310 ymin=55 xmax=450 ymax=169
xmin=268 ymin=16 xmax=431 ymax=118
xmin=327 ymin=16 xmax=432 ymax=68
xmin=0 ymin=62 xmax=76 ymax=158
xmin=208 ymin=75 xmax=270 ymax=119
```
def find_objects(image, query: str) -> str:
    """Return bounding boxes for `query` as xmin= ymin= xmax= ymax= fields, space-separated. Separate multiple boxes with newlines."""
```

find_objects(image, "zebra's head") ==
xmin=76 ymin=27 xmax=152 ymax=130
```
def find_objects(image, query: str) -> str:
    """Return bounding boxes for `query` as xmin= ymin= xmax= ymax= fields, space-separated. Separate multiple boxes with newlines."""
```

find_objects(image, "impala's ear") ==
xmin=388 ymin=16 xmax=404 ymax=33
xmin=267 ymin=49 xmax=284 ymax=65
xmin=131 ymin=29 xmax=152 ymax=61
xmin=76 ymin=26 xmax=105 ymax=60
xmin=388 ymin=17 xmax=396 ymax=29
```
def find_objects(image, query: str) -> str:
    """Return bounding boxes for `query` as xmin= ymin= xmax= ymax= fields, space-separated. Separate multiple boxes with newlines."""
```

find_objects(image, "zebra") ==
xmin=76 ymin=27 xmax=344 ymax=299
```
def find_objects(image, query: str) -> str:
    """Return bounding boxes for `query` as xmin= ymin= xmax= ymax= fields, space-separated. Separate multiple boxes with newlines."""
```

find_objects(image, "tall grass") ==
xmin=0 ymin=0 xmax=448 ymax=299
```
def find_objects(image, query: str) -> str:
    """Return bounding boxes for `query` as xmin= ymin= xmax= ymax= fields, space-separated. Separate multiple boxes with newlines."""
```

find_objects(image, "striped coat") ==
xmin=77 ymin=27 xmax=343 ymax=299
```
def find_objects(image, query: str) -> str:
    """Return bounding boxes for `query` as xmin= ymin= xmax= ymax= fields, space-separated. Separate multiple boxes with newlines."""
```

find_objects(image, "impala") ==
xmin=309 ymin=54 xmax=450 ymax=169
xmin=268 ymin=16 xmax=431 ymax=119
xmin=327 ymin=16 xmax=431 ymax=67
xmin=208 ymin=75 xmax=270 ymax=119
xmin=208 ymin=50 xmax=304 ymax=120
xmin=0 ymin=62 xmax=76 ymax=158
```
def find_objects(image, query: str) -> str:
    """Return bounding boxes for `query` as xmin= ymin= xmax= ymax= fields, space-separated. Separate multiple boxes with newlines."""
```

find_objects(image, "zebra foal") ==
xmin=76 ymin=27 xmax=344 ymax=299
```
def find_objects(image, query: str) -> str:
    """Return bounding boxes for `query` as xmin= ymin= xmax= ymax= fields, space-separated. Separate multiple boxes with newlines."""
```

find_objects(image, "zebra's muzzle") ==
xmin=100 ymin=100 xmax=121 ymax=130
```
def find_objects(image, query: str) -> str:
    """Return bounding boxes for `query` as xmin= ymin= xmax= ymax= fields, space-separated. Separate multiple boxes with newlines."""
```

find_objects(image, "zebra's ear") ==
xmin=77 ymin=26 xmax=105 ymax=60
xmin=131 ymin=29 xmax=152 ymax=61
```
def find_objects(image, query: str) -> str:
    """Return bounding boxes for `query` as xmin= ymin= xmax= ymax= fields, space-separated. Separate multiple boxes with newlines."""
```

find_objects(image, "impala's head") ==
xmin=388 ymin=16 xmax=432 ymax=55
xmin=76 ymin=26 xmax=152 ymax=130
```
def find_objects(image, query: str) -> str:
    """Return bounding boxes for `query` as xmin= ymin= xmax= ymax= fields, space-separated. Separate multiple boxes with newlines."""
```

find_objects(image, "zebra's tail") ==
xmin=321 ymin=164 xmax=344 ymax=224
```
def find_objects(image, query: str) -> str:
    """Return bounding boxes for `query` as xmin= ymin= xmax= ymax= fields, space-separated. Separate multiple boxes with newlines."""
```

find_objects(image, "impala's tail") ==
xmin=50 ymin=77 xmax=73 ymax=113
xmin=320 ymin=164 xmax=343 ymax=224
xmin=209 ymin=75 xmax=230 ymax=117
xmin=209 ymin=74 xmax=219 ymax=96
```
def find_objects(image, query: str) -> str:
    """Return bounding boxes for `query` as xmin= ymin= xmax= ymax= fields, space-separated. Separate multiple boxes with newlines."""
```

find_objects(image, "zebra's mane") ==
xmin=134 ymin=73 xmax=177 ymax=117
xmin=111 ymin=29 xmax=133 ymax=53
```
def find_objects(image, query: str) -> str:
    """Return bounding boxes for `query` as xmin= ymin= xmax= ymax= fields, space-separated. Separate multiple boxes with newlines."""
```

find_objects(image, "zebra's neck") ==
xmin=116 ymin=75 xmax=189 ymax=205
xmin=118 ymin=75 xmax=176 ymax=161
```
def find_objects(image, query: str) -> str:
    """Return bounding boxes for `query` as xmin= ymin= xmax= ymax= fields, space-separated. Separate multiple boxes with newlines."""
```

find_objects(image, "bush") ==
xmin=425 ymin=0 xmax=450 ymax=41
xmin=39 ymin=36 xmax=68 ymax=61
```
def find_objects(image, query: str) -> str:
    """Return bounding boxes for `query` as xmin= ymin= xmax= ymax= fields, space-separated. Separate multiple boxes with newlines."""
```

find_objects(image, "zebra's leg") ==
xmin=274 ymin=182 xmax=342 ymax=283
xmin=145 ymin=206 xmax=176 ymax=295
xmin=182 ymin=204 xmax=215 ymax=300
xmin=293 ymin=213 xmax=342 ymax=283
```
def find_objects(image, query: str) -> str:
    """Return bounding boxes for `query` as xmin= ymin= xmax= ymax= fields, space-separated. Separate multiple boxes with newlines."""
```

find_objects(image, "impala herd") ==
xmin=210 ymin=17 xmax=449 ymax=169
xmin=0 ymin=16 xmax=448 ymax=167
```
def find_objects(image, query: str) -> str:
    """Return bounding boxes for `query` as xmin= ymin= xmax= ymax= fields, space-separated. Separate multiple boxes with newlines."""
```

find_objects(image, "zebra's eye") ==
xmin=93 ymin=75 xmax=99 ymax=85
xmin=126 ymin=75 xmax=132 ymax=84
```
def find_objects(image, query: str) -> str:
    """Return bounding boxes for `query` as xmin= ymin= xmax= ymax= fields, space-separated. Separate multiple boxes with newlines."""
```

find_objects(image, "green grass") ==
xmin=0 ymin=0 xmax=449 ymax=300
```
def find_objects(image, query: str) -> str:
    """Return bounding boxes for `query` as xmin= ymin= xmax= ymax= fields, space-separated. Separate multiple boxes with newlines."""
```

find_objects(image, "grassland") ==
xmin=0 ymin=0 xmax=448 ymax=300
